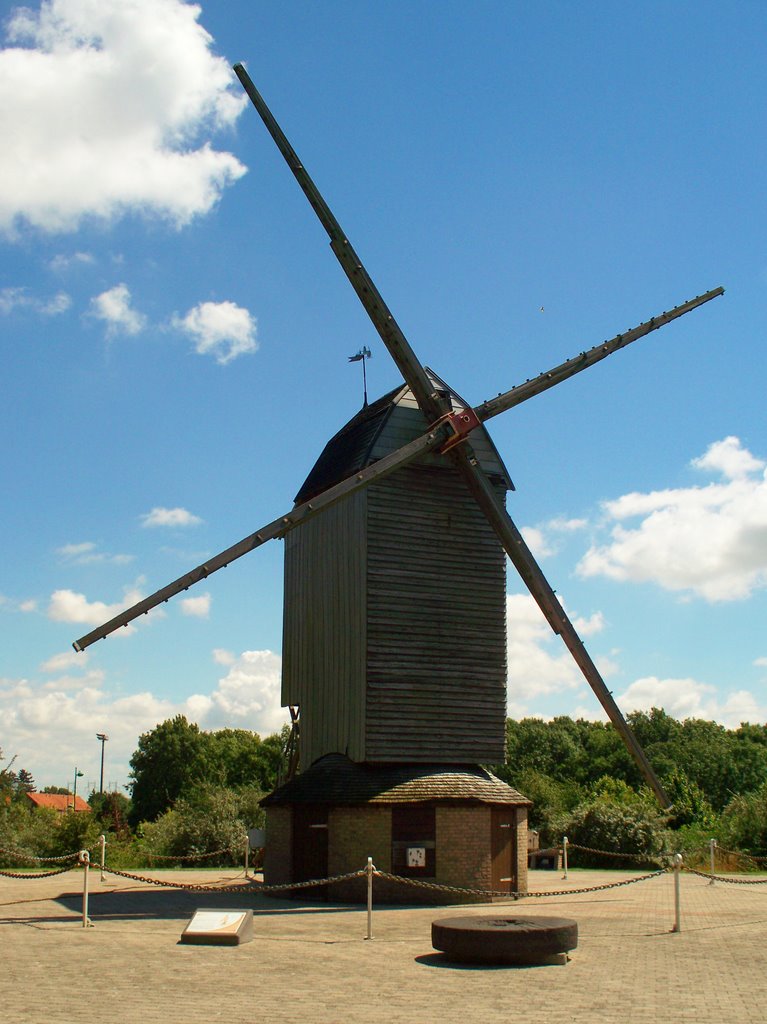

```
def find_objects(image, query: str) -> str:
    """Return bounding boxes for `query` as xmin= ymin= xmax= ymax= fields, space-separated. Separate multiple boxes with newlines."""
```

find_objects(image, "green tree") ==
xmin=129 ymin=716 xmax=212 ymax=826
xmin=207 ymin=728 xmax=282 ymax=791
xmin=139 ymin=785 xmax=246 ymax=865
xmin=14 ymin=768 xmax=36 ymax=797
xmin=719 ymin=782 xmax=767 ymax=856
xmin=558 ymin=794 xmax=670 ymax=866
xmin=89 ymin=790 xmax=132 ymax=837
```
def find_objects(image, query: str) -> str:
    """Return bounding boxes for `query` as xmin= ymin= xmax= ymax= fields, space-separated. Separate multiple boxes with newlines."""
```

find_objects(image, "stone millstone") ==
xmin=432 ymin=915 xmax=578 ymax=965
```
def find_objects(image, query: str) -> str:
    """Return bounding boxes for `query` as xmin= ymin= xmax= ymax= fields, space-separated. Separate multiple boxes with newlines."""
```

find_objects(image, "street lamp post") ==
xmin=72 ymin=768 xmax=84 ymax=810
xmin=96 ymin=733 xmax=109 ymax=795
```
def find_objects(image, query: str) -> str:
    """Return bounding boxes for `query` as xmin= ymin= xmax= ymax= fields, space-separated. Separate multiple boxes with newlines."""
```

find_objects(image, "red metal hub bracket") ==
xmin=435 ymin=406 xmax=482 ymax=453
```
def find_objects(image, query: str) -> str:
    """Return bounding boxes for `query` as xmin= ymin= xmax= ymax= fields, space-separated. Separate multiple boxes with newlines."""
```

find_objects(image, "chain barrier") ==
xmin=712 ymin=845 xmax=767 ymax=865
xmin=565 ymin=842 xmax=669 ymax=863
xmin=100 ymin=865 xmax=366 ymax=894
xmin=0 ymin=844 xmax=83 ymax=864
xmin=683 ymin=866 xmax=767 ymax=886
xmin=0 ymin=864 xmax=77 ymax=879
xmin=139 ymin=847 xmax=236 ymax=863
xmin=372 ymin=867 xmax=668 ymax=900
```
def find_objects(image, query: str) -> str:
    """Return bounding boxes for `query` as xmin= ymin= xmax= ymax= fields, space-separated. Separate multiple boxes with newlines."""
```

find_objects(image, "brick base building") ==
xmin=261 ymin=755 xmax=530 ymax=904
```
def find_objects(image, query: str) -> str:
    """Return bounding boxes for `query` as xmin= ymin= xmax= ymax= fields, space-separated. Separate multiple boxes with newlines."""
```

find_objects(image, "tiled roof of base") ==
xmin=261 ymin=754 xmax=530 ymax=806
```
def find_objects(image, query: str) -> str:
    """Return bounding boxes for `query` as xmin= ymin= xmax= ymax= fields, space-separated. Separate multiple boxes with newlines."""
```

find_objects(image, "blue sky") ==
xmin=1 ymin=0 xmax=765 ymax=792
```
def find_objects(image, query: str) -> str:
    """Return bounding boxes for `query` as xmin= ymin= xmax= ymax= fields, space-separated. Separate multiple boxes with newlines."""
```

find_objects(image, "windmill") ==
xmin=74 ymin=65 xmax=723 ymax=899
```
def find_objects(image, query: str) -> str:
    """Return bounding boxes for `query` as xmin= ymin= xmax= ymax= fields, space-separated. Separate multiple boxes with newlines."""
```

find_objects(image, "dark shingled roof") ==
xmin=261 ymin=754 xmax=530 ymax=807
xmin=294 ymin=386 xmax=401 ymax=504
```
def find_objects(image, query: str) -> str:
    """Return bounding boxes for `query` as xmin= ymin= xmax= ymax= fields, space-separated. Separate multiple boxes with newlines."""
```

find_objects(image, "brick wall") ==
xmin=435 ymin=805 xmax=492 ymax=904
xmin=515 ymin=806 xmax=529 ymax=894
xmin=327 ymin=805 xmax=391 ymax=901
xmin=264 ymin=800 xmax=529 ymax=904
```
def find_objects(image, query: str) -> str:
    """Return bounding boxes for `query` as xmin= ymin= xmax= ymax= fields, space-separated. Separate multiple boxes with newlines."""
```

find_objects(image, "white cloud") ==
xmin=0 ymin=0 xmax=246 ymax=234
xmin=47 ymin=583 xmax=147 ymax=629
xmin=577 ymin=437 xmax=767 ymax=602
xmin=755 ymin=657 xmax=767 ymax=668
xmin=140 ymin=506 xmax=203 ymax=528
xmin=40 ymin=649 xmax=88 ymax=672
xmin=692 ymin=436 xmax=764 ymax=481
xmin=520 ymin=526 xmax=553 ymax=559
xmin=521 ymin=516 xmax=588 ymax=560
xmin=49 ymin=251 xmax=94 ymax=273
xmin=180 ymin=593 xmax=210 ymax=618
xmin=57 ymin=540 xmax=133 ymax=566
xmin=203 ymin=649 xmax=285 ymax=732
xmin=90 ymin=284 xmax=146 ymax=336
xmin=213 ymin=648 xmax=236 ymax=666
xmin=617 ymin=675 xmax=767 ymax=728
xmin=506 ymin=592 xmax=608 ymax=708
xmin=0 ymin=647 xmax=287 ymax=787
xmin=0 ymin=285 xmax=71 ymax=315
xmin=174 ymin=300 xmax=258 ymax=364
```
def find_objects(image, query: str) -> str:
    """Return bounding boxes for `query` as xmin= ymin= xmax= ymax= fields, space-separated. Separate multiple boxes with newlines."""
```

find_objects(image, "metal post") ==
xmin=244 ymin=834 xmax=250 ymax=878
xmin=671 ymin=853 xmax=682 ymax=933
xmin=709 ymin=838 xmax=716 ymax=885
xmin=79 ymin=850 xmax=92 ymax=927
xmin=562 ymin=836 xmax=569 ymax=879
xmin=365 ymin=857 xmax=374 ymax=940
xmin=99 ymin=834 xmax=106 ymax=882
xmin=96 ymin=733 xmax=108 ymax=795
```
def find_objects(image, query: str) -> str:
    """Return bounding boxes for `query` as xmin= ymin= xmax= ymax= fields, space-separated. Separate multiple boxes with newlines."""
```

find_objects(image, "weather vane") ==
xmin=348 ymin=346 xmax=372 ymax=406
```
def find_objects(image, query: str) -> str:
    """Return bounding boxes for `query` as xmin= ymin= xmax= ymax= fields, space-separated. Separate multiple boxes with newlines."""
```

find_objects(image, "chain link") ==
xmin=0 ymin=864 xmax=77 ymax=879
xmin=0 ymin=844 xmax=83 ymax=864
xmin=566 ymin=842 xmax=667 ymax=862
xmin=683 ymin=866 xmax=767 ymax=886
xmin=139 ymin=847 xmax=236 ymax=863
xmin=100 ymin=865 xmax=366 ymax=894
xmin=372 ymin=867 xmax=667 ymax=899
xmin=712 ymin=845 xmax=767 ymax=865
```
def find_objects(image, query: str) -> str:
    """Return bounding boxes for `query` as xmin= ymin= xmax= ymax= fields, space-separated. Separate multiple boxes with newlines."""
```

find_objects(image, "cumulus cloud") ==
xmin=203 ymin=649 xmax=285 ymax=732
xmin=140 ymin=506 xmax=203 ymax=528
xmin=577 ymin=437 xmax=767 ymax=601
xmin=174 ymin=300 xmax=258 ymax=364
xmin=506 ymin=592 xmax=609 ymax=709
xmin=0 ymin=286 xmax=71 ymax=315
xmin=0 ymin=0 xmax=246 ymax=234
xmin=180 ymin=593 xmax=210 ymax=618
xmin=0 ymin=646 xmax=286 ymax=786
xmin=90 ymin=284 xmax=146 ymax=337
xmin=49 ymin=251 xmax=94 ymax=273
xmin=57 ymin=540 xmax=133 ymax=566
xmin=47 ymin=582 xmax=148 ymax=629
xmin=521 ymin=516 xmax=588 ymax=560
xmin=40 ymin=649 xmax=88 ymax=672
xmin=617 ymin=675 xmax=767 ymax=729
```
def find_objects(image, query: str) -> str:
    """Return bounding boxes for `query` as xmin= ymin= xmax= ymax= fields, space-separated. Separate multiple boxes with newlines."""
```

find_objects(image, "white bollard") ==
xmin=671 ymin=853 xmax=682 ymax=933
xmin=365 ymin=857 xmax=374 ymax=940
xmin=99 ymin=834 xmax=106 ymax=882
xmin=709 ymin=838 xmax=716 ymax=885
xmin=562 ymin=836 xmax=569 ymax=880
xmin=79 ymin=850 xmax=93 ymax=928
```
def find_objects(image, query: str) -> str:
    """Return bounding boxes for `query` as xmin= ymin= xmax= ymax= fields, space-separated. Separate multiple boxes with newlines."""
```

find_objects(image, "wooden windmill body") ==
xmin=283 ymin=374 xmax=511 ymax=769
xmin=74 ymin=64 xmax=725 ymax=900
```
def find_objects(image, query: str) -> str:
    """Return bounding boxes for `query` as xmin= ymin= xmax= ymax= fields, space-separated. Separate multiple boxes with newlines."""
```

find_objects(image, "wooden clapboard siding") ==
xmin=369 ymin=405 xmax=511 ymax=485
xmin=282 ymin=491 xmax=368 ymax=767
xmin=365 ymin=464 xmax=507 ymax=763
xmin=283 ymin=385 xmax=510 ymax=771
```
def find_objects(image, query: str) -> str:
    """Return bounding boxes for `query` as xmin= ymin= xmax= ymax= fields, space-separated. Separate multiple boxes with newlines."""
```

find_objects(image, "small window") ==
xmin=391 ymin=805 xmax=436 ymax=877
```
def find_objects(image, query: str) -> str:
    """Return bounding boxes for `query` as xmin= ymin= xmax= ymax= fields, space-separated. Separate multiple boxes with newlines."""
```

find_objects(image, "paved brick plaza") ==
xmin=2 ymin=866 xmax=766 ymax=1023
